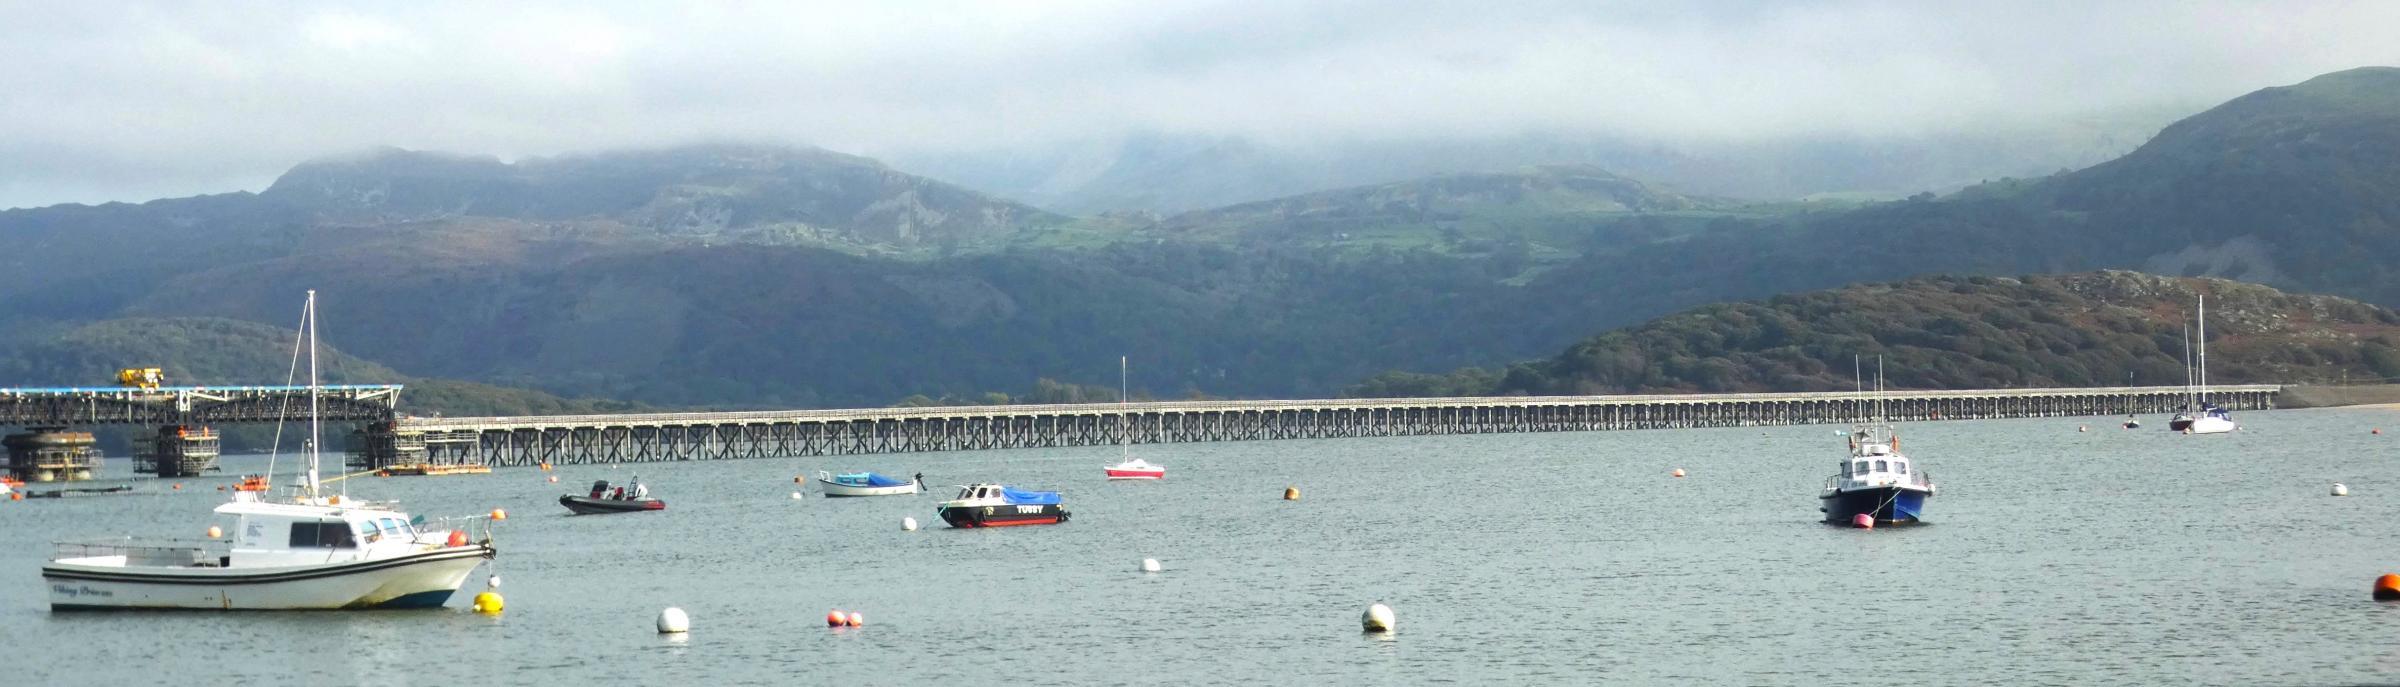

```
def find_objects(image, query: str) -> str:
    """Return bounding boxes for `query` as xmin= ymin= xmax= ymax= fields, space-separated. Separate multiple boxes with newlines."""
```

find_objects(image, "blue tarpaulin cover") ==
xmin=834 ymin=472 xmax=911 ymax=487
xmin=1002 ymin=487 xmax=1062 ymax=505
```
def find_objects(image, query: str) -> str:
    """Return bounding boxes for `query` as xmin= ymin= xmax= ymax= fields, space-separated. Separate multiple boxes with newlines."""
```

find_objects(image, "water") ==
xmin=5 ymin=409 xmax=2400 ymax=685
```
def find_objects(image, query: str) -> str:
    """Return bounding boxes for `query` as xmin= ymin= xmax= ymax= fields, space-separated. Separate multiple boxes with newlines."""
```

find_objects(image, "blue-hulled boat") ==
xmin=1820 ymin=423 xmax=1935 ymax=526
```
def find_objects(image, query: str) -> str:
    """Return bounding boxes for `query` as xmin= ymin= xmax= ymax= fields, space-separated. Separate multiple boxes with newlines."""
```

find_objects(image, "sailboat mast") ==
xmin=1119 ymin=356 xmax=1130 ymax=458
xmin=2197 ymin=294 xmax=2208 ymax=403
xmin=305 ymin=290 xmax=322 ymax=498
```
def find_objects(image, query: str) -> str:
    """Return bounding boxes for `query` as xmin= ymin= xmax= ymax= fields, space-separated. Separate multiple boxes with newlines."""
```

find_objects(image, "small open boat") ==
xmin=1104 ymin=458 xmax=1164 ymax=480
xmin=559 ymin=479 xmax=664 ymax=515
xmin=817 ymin=470 xmax=921 ymax=497
xmin=936 ymin=483 xmax=1069 ymax=528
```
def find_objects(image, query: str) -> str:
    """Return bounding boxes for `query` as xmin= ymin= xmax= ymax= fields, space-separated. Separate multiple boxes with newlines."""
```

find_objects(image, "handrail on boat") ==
xmin=48 ymin=537 xmax=219 ymax=564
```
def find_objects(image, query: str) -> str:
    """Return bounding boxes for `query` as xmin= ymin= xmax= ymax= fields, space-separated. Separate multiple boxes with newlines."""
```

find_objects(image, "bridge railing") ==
xmin=398 ymin=384 xmax=2282 ymax=431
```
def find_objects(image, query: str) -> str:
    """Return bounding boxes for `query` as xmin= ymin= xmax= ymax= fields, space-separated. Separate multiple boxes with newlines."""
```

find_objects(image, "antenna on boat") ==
xmin=1875 ymin=356 xmax=1887 ymax=424
xmin=1853 ymin=355 xmax=1863 ymax=424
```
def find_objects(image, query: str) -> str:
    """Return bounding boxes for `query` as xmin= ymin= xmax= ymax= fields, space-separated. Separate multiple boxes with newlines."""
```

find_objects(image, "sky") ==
xmin=2 ymin=0 xmax=2395 ymax=209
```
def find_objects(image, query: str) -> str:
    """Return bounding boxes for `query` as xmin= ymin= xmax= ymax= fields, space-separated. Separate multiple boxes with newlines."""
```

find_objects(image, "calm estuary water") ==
xmin=5 ymin=408 xmax=2400 ymax=685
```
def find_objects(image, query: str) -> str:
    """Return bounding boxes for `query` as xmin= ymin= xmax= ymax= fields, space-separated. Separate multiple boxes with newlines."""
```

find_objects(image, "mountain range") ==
xmin=1 ymin=67 xmax=2396 ymax=409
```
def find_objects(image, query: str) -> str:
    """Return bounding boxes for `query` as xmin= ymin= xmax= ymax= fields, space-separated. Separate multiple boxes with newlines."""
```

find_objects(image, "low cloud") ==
xmin=2 ymin=0 xmax=2394 ymax=208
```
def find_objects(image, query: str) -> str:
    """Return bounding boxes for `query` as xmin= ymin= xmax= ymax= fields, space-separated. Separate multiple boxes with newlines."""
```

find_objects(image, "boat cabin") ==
xmin=213 ymin=501 xmax=426 ymax=567
xmin=954 ymin=484 xmax=1003 ymax=501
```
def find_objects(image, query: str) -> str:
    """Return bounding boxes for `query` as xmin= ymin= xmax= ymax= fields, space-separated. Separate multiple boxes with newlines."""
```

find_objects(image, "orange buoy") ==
xmin=206 ymin=525 xmax=222 ymax=539
xmin=795 ymin=476 xmax=804 ymax=483
xmin=1851 ymin=513 xmax=1875 ymax=529
xmin=490 ymin=508 xmax=507 ymax=521
xmin=827 ymin=610 xmax=845 ymax=627
xmin=1283 ymin=486 xmax=1300 ymax=501
xmin=9 ymin=492 xmax=19 ymax=501
xmin=447 ymin=530 xmax=469 ymax=547
xmin=1671 ymin=468 xmax=1686 ymax=478
xmin=846 ymin=611 xmax=863 ymax=627
xmin=172 ymin=483 xmax=182 ymax=490
xmin=547 ymin=475 xmax=558 ymax=483
xmin=2375 ymin=429 xmax=2383 ymax=435
xmin=2376 ymin=574 xmax=2400 ymax=601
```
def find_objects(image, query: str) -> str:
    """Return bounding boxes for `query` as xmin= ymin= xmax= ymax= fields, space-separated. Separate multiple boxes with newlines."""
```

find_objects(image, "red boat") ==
xmin=1104 ymin=458 xmax=1165 ymax=480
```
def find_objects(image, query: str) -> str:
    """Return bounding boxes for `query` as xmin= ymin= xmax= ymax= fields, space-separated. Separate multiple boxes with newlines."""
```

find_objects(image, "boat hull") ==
xmin=1819 ymin=487 xmax=1930 ymax=525
xmin=2184 ymin=416 xmax=2236 ymax=435
xmin=817 ymin=480 xmax=920 ymax=497
xmin=2168 ymin=416 xmax=2195 ymax=432
xmin=559 ymin=495 xmax=665 ymax=514
xmin=42 ymin=545 xmax=493 ymax=611
xmin=938 ymin=504 xmax=1070 ymax=528
xmin=1104 ymin=468 xmax=1164 ymax=480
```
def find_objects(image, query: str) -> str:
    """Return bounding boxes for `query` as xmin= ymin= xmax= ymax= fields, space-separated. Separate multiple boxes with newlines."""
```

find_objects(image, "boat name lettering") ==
xmin=51 ymin=584 xmax=114 ymax=598
xmin=1016 ymin=505 xmax=1043 ymax=514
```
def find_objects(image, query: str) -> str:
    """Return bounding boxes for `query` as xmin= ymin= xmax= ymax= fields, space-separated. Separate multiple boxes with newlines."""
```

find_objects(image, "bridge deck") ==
xmin=401 ymin=384 xmax=2283 ymax=432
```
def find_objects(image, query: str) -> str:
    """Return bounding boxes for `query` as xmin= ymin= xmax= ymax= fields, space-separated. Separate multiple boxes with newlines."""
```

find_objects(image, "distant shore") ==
xmin=2279 ymin=385 xmax=2400 ymax=409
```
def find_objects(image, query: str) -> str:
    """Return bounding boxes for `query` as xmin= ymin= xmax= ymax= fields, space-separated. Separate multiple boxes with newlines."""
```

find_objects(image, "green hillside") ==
xmin=1352 ymin=271 xmax=2400 ymax=397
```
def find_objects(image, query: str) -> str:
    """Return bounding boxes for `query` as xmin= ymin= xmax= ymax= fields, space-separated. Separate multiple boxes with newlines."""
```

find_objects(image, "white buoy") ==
xmin=657 ymin=607 xmax=691 ymax=634
xmin=487 ymin=575 xmax=502 ymax=589
xmin=790 ymin=491 xmax=804 ymax=500
xmin=2333 ymin=483 xmax=2350 ymax=496
xmin=1362 ymin=602 xmax=1394 ymax=633
xmin=1141 ymin=558 xmax=1161 ymax=573
xmin=902 ymin=516 xmax=919 ymax=531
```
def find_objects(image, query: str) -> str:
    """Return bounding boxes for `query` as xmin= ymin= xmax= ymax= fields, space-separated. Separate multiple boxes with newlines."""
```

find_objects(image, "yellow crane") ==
xmin=116 ymin=367 xmax=165 ymax=389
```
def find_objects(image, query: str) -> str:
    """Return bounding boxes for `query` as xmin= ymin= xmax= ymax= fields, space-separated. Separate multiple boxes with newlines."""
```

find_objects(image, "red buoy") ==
xmin=1851 ymin=513 xmax=1875 ymax=529
xmin=2376 ymin=575 xmax=2400 ymax=601
xmin=446 ymin=530 xmax=468 ymax=547
xmin=826 ymin=610 xmax=844 ymax=627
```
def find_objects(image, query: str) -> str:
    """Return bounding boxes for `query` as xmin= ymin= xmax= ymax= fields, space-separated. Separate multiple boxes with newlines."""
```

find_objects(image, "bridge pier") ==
xmin=6 ymin=428 xmax=101 ymax=482
xmin=134 ymin=425 xmax=221 ymax=478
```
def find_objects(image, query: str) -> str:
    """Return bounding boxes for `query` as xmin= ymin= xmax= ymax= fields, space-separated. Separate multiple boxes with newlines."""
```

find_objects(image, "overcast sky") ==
xmin=2 ymin=0 xmax=2394 ymax=209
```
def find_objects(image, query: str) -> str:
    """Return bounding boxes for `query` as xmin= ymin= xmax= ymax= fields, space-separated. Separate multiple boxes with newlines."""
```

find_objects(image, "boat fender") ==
xmin=983 ymin=506 xmax=993 ymax=516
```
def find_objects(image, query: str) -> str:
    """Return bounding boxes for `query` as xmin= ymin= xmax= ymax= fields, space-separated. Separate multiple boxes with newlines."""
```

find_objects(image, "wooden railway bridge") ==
xmin=350 ymin=384 xmax=2281 ymax=469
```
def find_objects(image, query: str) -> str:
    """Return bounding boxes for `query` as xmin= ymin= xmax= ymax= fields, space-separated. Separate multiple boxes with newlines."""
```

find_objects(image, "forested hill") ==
xmin=1508 ymin=66 xmax=2400 ymax=349
xmin=1349 ymin=271 xmax=2400 ymax=397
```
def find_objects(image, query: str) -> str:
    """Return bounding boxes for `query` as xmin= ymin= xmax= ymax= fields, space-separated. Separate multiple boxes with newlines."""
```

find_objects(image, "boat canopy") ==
xmin=1001 ymin=487 xmax=1061 ymax=505
xmin=833 ymin=472 xmax=910 ymax=487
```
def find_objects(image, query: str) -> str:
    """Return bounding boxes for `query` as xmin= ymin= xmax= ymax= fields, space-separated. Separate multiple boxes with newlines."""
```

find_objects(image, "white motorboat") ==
xmin=817 ymin=470 xmax=922 ymax=497
xmin=43 ymin=501 xmax=495 ymax=610
xmin=39 ymin=290 xmax=496 ymax=610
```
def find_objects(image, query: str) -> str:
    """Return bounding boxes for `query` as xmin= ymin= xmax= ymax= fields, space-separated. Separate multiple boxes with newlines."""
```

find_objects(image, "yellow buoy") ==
xmin=473 ymin=591 xmax=504 ymax=614
xmin=1284 ymin=486 xmax=1300 ymax=501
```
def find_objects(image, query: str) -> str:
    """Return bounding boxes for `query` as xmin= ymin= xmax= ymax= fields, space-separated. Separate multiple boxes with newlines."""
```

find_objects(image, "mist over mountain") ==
xmin=889 ymin=118 xmax=2167 ymax=214
xmin=0 ymin=67 xmax=2396 ymax=410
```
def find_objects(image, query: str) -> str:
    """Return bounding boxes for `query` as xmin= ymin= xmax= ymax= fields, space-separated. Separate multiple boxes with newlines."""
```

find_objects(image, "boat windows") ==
xmin=1851 ymin=461 xmax=1868 ymax=477
xmin=1894 ymin=462 xmax=1908 ymax=475
xmin=287 ymin=521 xmax=356 ymax=548
xmin=1873 ymin=460 xmax=1888 ymax=473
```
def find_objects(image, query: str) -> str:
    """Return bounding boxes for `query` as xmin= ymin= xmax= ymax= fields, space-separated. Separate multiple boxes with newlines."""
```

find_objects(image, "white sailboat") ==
xmin=1104 ymin=356 xmax=1164 ymax=480
xmin=41 ymin=291 xmax=498 ymax=610
xmin=2184 ymin=295 xmax=2237 ymax=435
